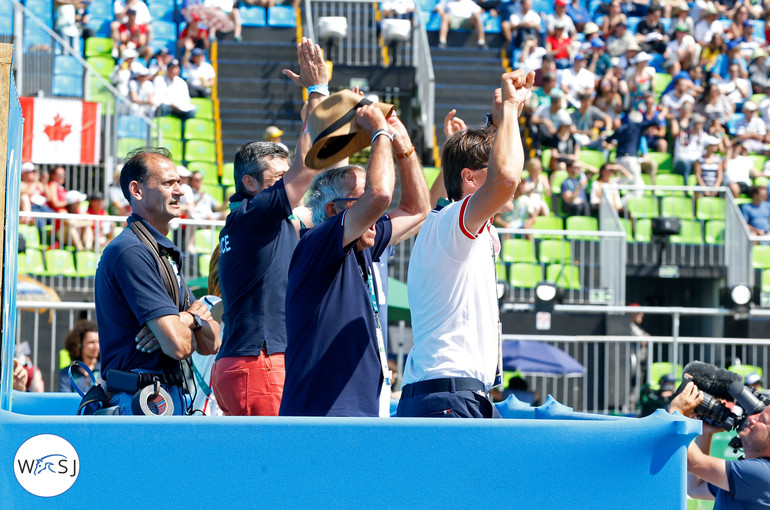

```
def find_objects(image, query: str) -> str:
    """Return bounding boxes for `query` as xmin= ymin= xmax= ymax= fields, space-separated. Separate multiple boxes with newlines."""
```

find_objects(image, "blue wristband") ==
xmin=307 ymin=84 xmax=330 ymax=96
xmin=371 ymin=129 xmax=396 ymax=145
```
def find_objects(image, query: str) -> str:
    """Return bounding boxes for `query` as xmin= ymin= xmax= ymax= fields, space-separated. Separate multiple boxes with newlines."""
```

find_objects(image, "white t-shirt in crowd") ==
xmin=113 ymin=0 xmax=152 ymax=25
xmin=402 ymin=195 xmax=500 ymax=390
xmin=723 ymin=155 xmax=753 ymax=185
xmin=153 ymin=75 xmax=195 ymax=111
xmin=435 ymin=0 xmax=481 ymax=18
xmin=185 ymin=61 xmax=216 ymax=88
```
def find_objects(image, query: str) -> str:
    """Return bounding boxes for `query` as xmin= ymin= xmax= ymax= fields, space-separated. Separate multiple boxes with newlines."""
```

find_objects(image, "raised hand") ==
xmin=388 ymin=115 xmax=413 ymax=155
xmin=501 ymin=70 xmax=535 ymax=117
xmin=282 ymin=37 xmax=329 ymax=89
xmin=356 ymin=104 xmax=389 ymax=138
xmin=443 ymin=109 xmax=467 ymax=137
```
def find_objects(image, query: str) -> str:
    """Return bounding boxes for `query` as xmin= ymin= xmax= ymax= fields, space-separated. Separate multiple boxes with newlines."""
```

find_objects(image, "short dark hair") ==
xmin=120 ymin=147 xmax=173 ymax=202
xmin=63 ymin=319 xmax=98 ymax=361
xmin=233 ymin=141 xmax=290 ymax=195
xmin=441 ymin=127 xmax=495 ymax=202
xmin=750 ymin=185 xmax=765 ymax=197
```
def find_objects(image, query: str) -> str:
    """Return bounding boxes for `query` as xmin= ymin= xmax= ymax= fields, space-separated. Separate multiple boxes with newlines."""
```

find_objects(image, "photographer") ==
xmin=669 ymin=381 xmax=770 ymax=508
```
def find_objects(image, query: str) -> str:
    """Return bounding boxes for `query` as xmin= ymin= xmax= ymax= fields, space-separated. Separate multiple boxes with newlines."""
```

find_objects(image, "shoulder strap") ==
xmin=128 ymin=219 xmax=181 ymax=309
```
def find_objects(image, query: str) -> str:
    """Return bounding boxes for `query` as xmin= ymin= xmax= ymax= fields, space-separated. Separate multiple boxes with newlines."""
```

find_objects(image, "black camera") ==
xmin=677 ymin=375 xmax=737 ymax=430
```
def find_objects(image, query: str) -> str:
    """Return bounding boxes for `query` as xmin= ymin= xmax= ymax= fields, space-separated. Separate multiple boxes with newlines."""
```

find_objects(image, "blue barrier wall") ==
xmin=0 ymin=392 xmax=700 ymax=509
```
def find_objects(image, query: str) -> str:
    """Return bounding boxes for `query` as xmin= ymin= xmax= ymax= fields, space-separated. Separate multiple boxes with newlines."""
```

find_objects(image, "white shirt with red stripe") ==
xmin=402 ymin=195 xmax=500 ymax=391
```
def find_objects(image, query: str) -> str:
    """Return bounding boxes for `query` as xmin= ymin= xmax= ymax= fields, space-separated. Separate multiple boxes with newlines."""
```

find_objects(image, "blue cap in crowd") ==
xmin=591 ymin=38 xmax=605 ymax=48
xmin=727 ymin=39 xmax=741 ymax=50
xmin=191 ymin=48 xmax=205 ymax=57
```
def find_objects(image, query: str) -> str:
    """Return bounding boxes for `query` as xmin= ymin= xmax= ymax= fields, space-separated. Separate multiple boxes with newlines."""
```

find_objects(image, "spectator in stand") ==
xmin=534 ymin=54 xmax=559 ymax=87
xmin=148 ymin=47 xmax=174 ymax=80
xmin=503 ymin=0 xmax=541 ymax=54
xmin=723 ymin=142 xmax=759 ymax=198
xmin=640 ymin=91 xmax=668 ymax=153
xmin=594 ymin=77 xmax=625 ymax=128
xmin=12 ymin=359 xmax=28 ymax=392
xmin=547 ymin=0 xmax=577 ymax=36
xmin=699 ymin=30 xmax=725 ymax=71
xmin=530 ymin=88 xmax=567 ymax=150
xmin=111 ymin=0 xmax=153 ymax=59
xmin=571 ymin=92 xmax=613 ymax=148
xmin=62 ymin=190 xmax=94 ymax=251
xmin=434 ymin=0 xmax=487 ymax=49
xmin=672 ymin=112 xmax=708 ymax=182
xmin=204 ymin=0 xmax=242 ymax=41
xmin=741 ymin=185 xmax=770 ymax=235
xmin=565 ymin=0 xmax=591 ymax=32
xmin=15 ymin=342 xmax=44 ymax=392
xmin=636 ymin=4 xmax=668 ymax=54
xmin=20 ymin=162 xmax=53 ymax=216
xmin=522 ymin=157 xmax=552 ymax=216
xmin=110 ymin=48 xmax=148 ymax=99
xmin=109 ymin=169 xmax=131 ymax=215
xmin=591 ymin=162 xmax=632 ymax=214
xmin=693 ymin=135 xmax=724 ymax=197
xmin=545 ymin=20 xmax=572 ymax=69
xmin=606 ymin=111 xmax=658 ymax=191
xmin=562 ymin=54 xmax=596 ymax=108
xmin=241 ymin=0 xmax=278 ymax=8
xmin=748 ymin=48 xmax=770 ymax=93
xmin=665 ymin=23 xmax=699 ymax=76
xmin=662 ymin=74 xmax=696 ymax=117
xmin=189 ymin=171 xmax=223 ymax=220
xmin=153 ymin=59 xmax=197 ymax=120
xmin=696 ymin=79 xmax=734 ymax=125
xmin=177 ymin=165 xmax=195 ymax=213
xmin=380 ymin=0 xmax=415 ymax=18
xmin=114 ymin=8 xmax=153 ymax=61
xmin=607 ymin=23 xmax=639 ymax=62
xmin=46 ymin=165 xmax=68 ymax=214
xmin=183 ymin=47 xmax=216 ymax=98
xmin=725 ymin=4 xmax=751 ymax=41
xmin=734 ymin=100 xmax=768 ymax=154
xmin=546 ymin=111 xmax=584 ymax=173
xmin=263 ymin=126 xmax=289 ymax=152
xmin=128 ymin=66 xmax=155 ymax=116
xmin=54 ymin=0 xmax=84 ymax=53
xmin=59 ymin=320 xmax=101 ymax=393
xmin=626 ymin=51 xmax=655 ymax=109
xmin=713 ymin=40 xmax=748 ymax=79
xmin=561 ymin=160 xmax=592 ymax=217
xmin=601 ymin=0 xmax=627 ymax=37
xmin=588 ymin=38 xmax=613 ymax=78
xmin=758 ymin=84 xmax=770 ymax=126
xmin=719 ymin=61 xmax=752 ymax=103
xmin=87 ymin=192 xmax=112 ymax=245
xmin=178 ymin=18 xmax=211 ymax=53
xmin=671 ymin=3 xmax=695 ymax=33
xmin=693 ymin=3 xmax=722 ymax=44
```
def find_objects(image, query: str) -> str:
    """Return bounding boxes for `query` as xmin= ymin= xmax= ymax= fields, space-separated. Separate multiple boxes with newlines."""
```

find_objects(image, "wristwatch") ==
xmin=190 ymin=313 xmax=203 ymax=332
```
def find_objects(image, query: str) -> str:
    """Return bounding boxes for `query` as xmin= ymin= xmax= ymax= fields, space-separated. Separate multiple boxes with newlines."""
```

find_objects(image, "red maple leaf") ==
xmin=43 ymin=114 xmax=72 ymax=142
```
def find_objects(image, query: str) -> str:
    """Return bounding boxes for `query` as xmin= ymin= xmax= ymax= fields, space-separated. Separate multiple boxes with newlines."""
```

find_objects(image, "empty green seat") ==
xmin=545 ymin=263 xmax=581 ymax=290
xmin=670 ymin=220 xmax=703 ymax=244
xmin=85 ymin=74 xmax=115 ymax=109
xmin=748 ymin=154 xmax=768 ymax=173
xmin=532 ymin=216 xmax=563 ymax=239
xmin=753 ymin=245 xmax=770 ymax=268
xmin=501 ymin=238 xmax=536 ymax=263
xmin=728 ymin=364 xmax=764 ymax=379
xmin=649 ymin=362 xmax=683 ymax=390
xmin=45 ymin=249 xmax=77 ymax=276
xmin=222 ymin=162 xmax=235 ymax=186
xmin=191 ymin=97 xmax=214 ymax=120
xmin=696 ymin=197 xmax=725 ymax=220
xmin=75 ymin=251 xmax=98 ymax=277
xmin=84 ymin=37 xmax=113 ymax=57
xmin=538 ymin=239 xmax=572 ymax=264
xmin=117 ymin=138 xmax=146 ymax=159
xmin=194 ymin=228 xmax=220 ymax=254
xmin=159 ymin=138 xmax=184 ymax=162
xmin=86 ymin=56 xmax=115 ymax=78
xmin=185 ymin=140 xmax=216 ymax=163
xmin=566 ymin=216 xmax=599 ymax=241
xmin=550 ymin=169 xmax=569 ymax=191
xmin=187 ymin=162 xmax=219 ymax=184
xmin=761 ymin=269 xmax=770 ymax=292
xmin=509 ymin=263 xmax=541 ymax=289
xmin=578 ymin=150 xmax=604 ymax=171
xmin=184 ymin=118 xmax=216 ymax=141
xmin=19 ymin=225 xmax=41 ymax=250
xmin=24 ymin=249 xmax=46 ymax=276
xmin=618 ymin=217 xmax=634 ymax=242
xmin=653 ymin=73 xmax=672 ymax=97
xmin=627 ymin=196 xmax=659 ymax=218
xmin=647 ymin=151 xmax=673 ymax=172
xmin=754 ymin=175 xmax=769 ymax=188
xmin=199 ymin=253 xmax=212 ymax=277
xmin=496 ymin=260 xmax=507 ymax=281
xmin=541 ymin=148 xmax=552 ymax=170
xmin=635 ymin=218 xmax=652 ymax=243
xmin=154 ymin=116 xmax=183 ymax=142
xmin=704 ymin=220 xmax=725 ymax=244
xmin=655 ymin=174 xmax=685 ymax=196
xmin=661 ymin=196 xmax=694 ymax=218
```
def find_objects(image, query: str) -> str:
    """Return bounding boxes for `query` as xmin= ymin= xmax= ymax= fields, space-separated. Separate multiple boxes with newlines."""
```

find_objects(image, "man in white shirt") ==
xmin=561 ymin=54 xmax=595 ymax=107
xmin=153 ymin=59 xmax=197 ymax=120
xmin=396 ymin=69 xmax=534 ymax=419
xmin=734 ymin=101 xmax=767 ymax=155
xmin=546 ymin=0 xmax=576 ymax=36
xmin=183 ymin=47 xmax=216 ymax=98
xmin=435 ymin=0 xmax=487 ymax=48
xmin=693 ymin=3 xmax=721 ymax=43
xmin=719 ymin=61 xmax=751 ymax=104
xmin=661 ymin=75 xmax=696 ymax=118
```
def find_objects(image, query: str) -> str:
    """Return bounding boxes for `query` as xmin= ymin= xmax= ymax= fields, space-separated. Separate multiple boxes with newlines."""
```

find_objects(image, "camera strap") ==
xmin=128 ymin=218 xmax=187 ymax=310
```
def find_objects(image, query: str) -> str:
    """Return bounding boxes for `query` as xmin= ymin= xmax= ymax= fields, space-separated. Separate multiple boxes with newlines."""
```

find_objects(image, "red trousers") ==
xmin=211 ymin=351 xmax=285 ymax=416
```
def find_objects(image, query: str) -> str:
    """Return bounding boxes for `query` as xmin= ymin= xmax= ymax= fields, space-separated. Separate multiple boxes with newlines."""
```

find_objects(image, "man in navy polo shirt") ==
xmin=280 ymin=108 xmax=430 ymax=417
xmin=95 ymin=148 xmax=220 ymax=415
xmin=211 ymin=37 xmax=329 ymax=416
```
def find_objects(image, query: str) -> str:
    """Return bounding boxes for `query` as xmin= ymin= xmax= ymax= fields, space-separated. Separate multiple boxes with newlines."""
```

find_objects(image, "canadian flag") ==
xmin=19 ymin=97 xmax=101 ymax=165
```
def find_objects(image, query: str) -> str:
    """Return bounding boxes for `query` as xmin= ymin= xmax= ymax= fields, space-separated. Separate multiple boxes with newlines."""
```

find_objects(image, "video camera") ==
xmin=674 ymin=362 xmax=770 ymax=438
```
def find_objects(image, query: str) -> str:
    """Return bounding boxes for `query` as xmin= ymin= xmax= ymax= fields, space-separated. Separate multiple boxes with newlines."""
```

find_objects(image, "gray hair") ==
xmin=306 ymin=165 xmax=363 ymax=226
xmin=233 ymin=141 xmax=290 ymax=195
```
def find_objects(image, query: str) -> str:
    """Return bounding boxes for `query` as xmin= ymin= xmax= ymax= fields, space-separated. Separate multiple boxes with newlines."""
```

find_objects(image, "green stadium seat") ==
xmin=86 ymin=56 xmax=115 ymax=78
xmin=532 ymin=215 xmax=564 ymax=239
xmin=158 ymin=138 xmax=184 ymax=162
xmin=24 ymin=249 xmax=46 ymax=276
xmin=193 ymin=228 xmax=221 ymax=254
xmin=222 ymin=162 xmax=235 ymax=186
xmin=647 ymin=151 xmax=673 ymax=173
xmin=187 ymin=162 xmax=219 ymax=184
xmin=728 ymin=364 xmax=763 ymax=380
xmin=754 ymin=175 xmax=769 ymax=188
xmin=635 ymin=218 xmax=652 ymax=243
xmin=545 ymin=263 xmax=581 ymax=290
xmin=661 ymin=196 xmax=694 ymax=218
xmin=509 ymin=263 xmax=541 ymax=289
xmin=751 ymin=93 xmax=767 ymax=104
xmin=75 ymin=251 xmax=98 ymax=277
xmin=501 ymin=238 xmax=537 ymax=263
xmin=541 ymin=148 xmax=552 ymax=170
xmin=649 ymin=362 xmax=683 ymax=390
xmin=704 ymin=220 xmax=725 ymax=244
xmin=550 ymin=169 xmax=569 ymax=192
xmin=566 ymin=216 xmax=599 ymax=241
xmin=199 ymin=253 xmax=212 ymax=277
xmin=117 ymin=138 xmax=146 ymax=159
xmin=538 ymin=239 xmax=572 ymax=264
xmin=184 ymin=118 xmax=216 ymax=141
xmin=763 ymin=270 xmax=770 ymax=292
xmin=753 ymin=245 xmax=770 ymax=268
xmin=696 ymin=197 xmax=725 ymax=220
xmin=618 ymin=217 xmax=634 ymax=242
xmin=653 ymin=73 xmax=672 ymax=97
xmin=423 ymin=166 xmax=440 ymax=188
xmin=19 ymin=225 xmax=41 ymax=250
xmin=578 ymin=150 xmax=604 ymax=171
xmin=154 ymin=116 xmax=183 ymax=142
xmin=670 ymin=220 xmax=703 ymax=244
xmin=85 ymin=75 xmax=115 ymax=108
xmin=655 ymin=173 xmax=685 ymax=196
xmin=203 ymin=183 xmax=226 ymax=204
xmin=191 ymin=97 xmax=214 ymax=120
xmin=84 ymin=37 xmax=113 ymax=57
xmin=45 ymin=249 xmax=77 ymax=276
xmin=59 ymin=348 xmax=72 ymax=370
xmin=748 ymin=154 xmax=768 ymax=174
xmin=627 ymin=196 xmax=659 ymax=218
xmin=185 ymin=140 xmax=217 ymax=163
xmin=496 ymin=260 xmax=507 ymax=281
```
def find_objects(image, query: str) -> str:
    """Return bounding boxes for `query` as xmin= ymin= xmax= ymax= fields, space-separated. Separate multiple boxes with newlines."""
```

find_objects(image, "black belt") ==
xmin=105 ymin=369 xmax=183 ymax=394
xmin=401 ymin=377 xmax=485 ymax=398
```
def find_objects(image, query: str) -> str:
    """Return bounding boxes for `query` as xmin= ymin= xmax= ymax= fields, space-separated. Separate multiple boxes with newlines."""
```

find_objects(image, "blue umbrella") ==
xmin=502 ymin=340 xmax=584 ymax=376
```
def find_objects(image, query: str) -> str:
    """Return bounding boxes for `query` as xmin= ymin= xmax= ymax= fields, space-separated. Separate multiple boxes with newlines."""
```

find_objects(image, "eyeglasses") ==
xmin=331 ymin=198 xmax=359 ymax=203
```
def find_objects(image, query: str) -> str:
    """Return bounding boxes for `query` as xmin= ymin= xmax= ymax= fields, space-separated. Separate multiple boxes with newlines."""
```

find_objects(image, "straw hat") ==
xmin=305 ymin=89 xmax=394 ymax=169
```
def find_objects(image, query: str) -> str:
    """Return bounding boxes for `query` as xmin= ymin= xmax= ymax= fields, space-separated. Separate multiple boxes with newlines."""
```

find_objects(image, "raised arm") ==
xmin=341 ymin=106 xmax=395 ymax=247
xmin=280 ymin=37 xmax=330 ymax=208
xmin=386 ymin=115 xmax=431 ymax=245
xmin=464 ymin=70 xmax=535 ymax=232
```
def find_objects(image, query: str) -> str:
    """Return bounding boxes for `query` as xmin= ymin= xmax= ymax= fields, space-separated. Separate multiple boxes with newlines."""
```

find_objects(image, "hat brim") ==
xmin=305 ymin=90 xmax=395 ymax=170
